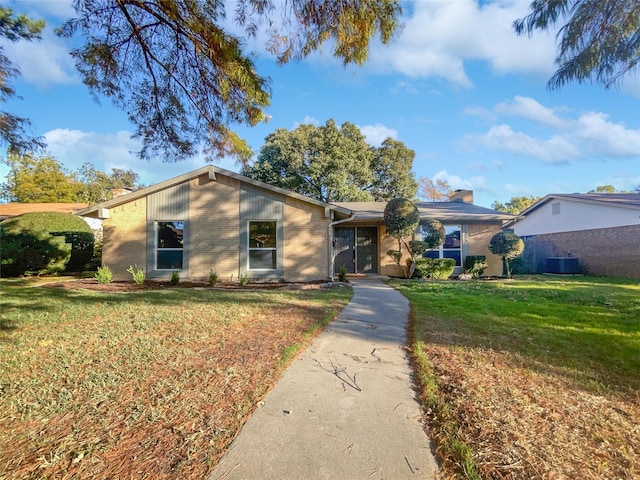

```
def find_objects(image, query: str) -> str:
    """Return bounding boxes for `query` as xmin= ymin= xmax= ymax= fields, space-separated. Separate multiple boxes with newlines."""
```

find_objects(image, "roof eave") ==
xmin=76 ymin=165 xmax=352 ymax=217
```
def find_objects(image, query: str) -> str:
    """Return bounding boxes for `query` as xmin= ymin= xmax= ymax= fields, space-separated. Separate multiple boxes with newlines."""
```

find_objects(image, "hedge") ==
xmin=408 ymin=257 xmax=456 ymax=279
xmin=0 ymin=212 xmax=94 ymax=277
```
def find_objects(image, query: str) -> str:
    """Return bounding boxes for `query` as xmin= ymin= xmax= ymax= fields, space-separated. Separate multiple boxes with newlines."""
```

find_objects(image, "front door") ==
xmin=334 ymin=227 xmax=378 ymax=274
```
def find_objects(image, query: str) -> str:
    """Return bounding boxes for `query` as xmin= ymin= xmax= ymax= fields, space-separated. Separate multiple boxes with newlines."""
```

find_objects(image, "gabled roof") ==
xmin=519 ymin=193 xmax=640 ymax=217
xmin=0 ymin=202 xmax=89 ymax=220
xmin=335 ymin=201 xmax=517 ymax=222
xmin=75 ymin=166 xmax=352 ymax=217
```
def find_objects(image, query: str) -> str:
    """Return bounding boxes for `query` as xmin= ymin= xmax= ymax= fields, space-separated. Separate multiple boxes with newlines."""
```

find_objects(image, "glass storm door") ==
xmin=334 ymin=227 xmax=378 ymax=274
xmin=356 ymin=227 xmax=378 ymax=273
xmin=334 ymin=227 xmax=355 ymax=273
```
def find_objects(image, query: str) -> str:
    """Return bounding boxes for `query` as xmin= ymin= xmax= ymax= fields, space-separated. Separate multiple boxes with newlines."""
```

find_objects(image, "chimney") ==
xmin=449 ymin=189 xmax=473 ymax=204
xmin=111 ymin=187 xmax=133 ymax=199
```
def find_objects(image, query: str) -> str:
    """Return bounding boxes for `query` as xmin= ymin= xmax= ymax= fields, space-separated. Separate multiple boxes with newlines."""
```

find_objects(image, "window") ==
xmin=156 ymin=221 xmax=184 ymax=269
xmin=552 ymin=202 xmax=560 ymax=215
xmin=424 ymin=225 xmax=462 ymax=266
xmin=249 ymin=221 xmax=277 ymax=270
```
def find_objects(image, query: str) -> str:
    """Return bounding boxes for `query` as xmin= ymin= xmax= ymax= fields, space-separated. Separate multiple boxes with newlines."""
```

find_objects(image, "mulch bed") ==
xmin=42 ymin=278 xmax=339 ymax=292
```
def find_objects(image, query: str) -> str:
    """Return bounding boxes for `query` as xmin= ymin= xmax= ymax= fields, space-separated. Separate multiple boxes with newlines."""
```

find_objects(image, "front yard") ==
xmin=394 ymin=276 xmax=640 ymax=479
xmin=3 ymin=275 xmax=638 ymax=479
xmin=0 ymin=282 xmax=351 ymax=479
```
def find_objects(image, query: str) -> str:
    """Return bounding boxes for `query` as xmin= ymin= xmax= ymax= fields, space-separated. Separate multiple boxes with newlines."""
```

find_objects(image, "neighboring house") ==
xmin=511 ymin=193 xmax=640 ymax=279
xmin=76 ymin=166 xmax=516 ymax=282
xmin=0 ymin=202 xmax=102 ymax=230
xmin=0 ymin=202 xmax=89 ymax=220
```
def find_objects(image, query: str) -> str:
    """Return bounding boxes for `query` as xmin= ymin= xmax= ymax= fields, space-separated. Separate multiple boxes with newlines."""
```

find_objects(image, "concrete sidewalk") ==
xmin=209 ymin=276 xmax=439 ymax=479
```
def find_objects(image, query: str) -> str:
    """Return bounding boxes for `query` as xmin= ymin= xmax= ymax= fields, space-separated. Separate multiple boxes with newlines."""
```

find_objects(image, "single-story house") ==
xmin=76 ymin=166 xmax=516 ymax=282
xmin=511 ymin=193 xmax=640 ymax=279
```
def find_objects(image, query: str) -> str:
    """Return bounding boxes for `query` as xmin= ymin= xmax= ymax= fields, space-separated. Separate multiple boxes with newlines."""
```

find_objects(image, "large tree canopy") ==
xmin=57 ymin=0 xmax=401 ymax=163
xmin=1 ymin=154 xmax=142 ymax=203
xmin=0 ymin=7 xmax=45 ymax=154
xmin=491 ymin=195 xmax=541 ymax=214
xmin=514 ymin=0 xmax=640 ymax=89
xmin=242 ymin=119 xmax=417 ymax=202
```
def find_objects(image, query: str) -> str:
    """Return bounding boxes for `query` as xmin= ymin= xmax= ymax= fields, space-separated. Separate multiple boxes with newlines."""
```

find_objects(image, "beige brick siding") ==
xmin=377 ymin=223 xmax=505 ymax=277
xmin=101 ymin=197 xmax=147 ymax=281
xmin=284 ymin=197 xmax=331 ymax=282
xmin=189 ymin=174 xmax=241 ymax=281
xmin=521 ymin=225 xmax=640 ymax=279
xmin=379 ymin=225 xmax=406 ymax=277
xmin=466 ymin=224 xmax=504 ymax=277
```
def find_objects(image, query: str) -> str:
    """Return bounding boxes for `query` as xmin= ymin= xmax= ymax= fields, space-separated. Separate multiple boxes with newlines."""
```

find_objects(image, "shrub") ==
xmin=239 ymin=271 xmax=248 ymax=286
xmin=488 ymin=231 xmax=524 ymax=278
xmin=409 ymin=258 xmax=456 ymax=279
xmin=126 ymin=264 xmax=145 ymax=284
xmin=464 ymin=255 xmax=488 ymax=279
xmin=0 ymin=212 xmax=94 ymax=277
xmin=338 ymin=264 xmax=348 ymax=282
xmin=170 ymin=270 xmax=180 ymax=285
xmin=94 ymin=265 xmax=113 ymax=284
xmin=208 ymin=269 xmax=218 ymax=286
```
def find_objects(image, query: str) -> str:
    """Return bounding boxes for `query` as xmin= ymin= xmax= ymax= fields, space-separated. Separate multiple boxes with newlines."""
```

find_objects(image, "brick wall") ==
xmin=467 ymin=224 xmax=504 ymax=277
xmin=521 ymin=225 xmax=640 ymax=279
xmin=189 ymin=174 xmax=241 ymax=281
xmin=378 ymin=223 xmax=505 ymax=277
xmin=284 ymin=197 xmax=331 ymax=282
xmin=102 ymin=197 xmax=147 ymax=281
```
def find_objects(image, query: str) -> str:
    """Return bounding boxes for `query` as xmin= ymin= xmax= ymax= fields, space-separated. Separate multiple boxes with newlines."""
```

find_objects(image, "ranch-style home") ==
xmin=76 ymin=166 xmax=516 ymax=282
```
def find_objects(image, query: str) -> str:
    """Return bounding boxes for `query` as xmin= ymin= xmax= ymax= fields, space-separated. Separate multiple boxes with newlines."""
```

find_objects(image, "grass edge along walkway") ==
xmin=0 ymin=284 xmax=352 ymax=480
xmin=394 ymin=275 xmax=640 ymax=480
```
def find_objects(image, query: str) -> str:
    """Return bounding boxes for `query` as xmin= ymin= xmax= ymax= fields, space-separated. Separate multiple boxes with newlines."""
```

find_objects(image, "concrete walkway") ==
xmin=209 ymin=276 xmax=439 ymax=479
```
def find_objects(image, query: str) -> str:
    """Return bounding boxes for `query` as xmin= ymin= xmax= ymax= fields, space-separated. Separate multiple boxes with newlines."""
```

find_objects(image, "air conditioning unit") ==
xmin=546 ymin=257 xmax=581 ymax=274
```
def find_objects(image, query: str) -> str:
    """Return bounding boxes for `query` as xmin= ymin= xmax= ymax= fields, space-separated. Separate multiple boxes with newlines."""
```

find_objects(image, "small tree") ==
xmin=383 ymin=198 xmax=422 ymax=278
xmin=488 ymin=231 xmax=524 ymax=278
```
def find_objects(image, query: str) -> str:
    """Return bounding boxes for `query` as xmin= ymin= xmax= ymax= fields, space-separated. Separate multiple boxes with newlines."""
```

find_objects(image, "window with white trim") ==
xmin=424 ymin=225 xmax=462 ymax=266
xmin=156 ymin=221 xmax=184 ymax=269
xmin=248 ymin=221 xmax=277 ymax=270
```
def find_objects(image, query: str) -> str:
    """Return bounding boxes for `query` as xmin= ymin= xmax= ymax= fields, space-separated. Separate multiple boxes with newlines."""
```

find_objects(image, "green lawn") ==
xmin=0 ymin=282 xmax=352 ymax=479
xmin=393 ymin=275 xmax=640 ymax=479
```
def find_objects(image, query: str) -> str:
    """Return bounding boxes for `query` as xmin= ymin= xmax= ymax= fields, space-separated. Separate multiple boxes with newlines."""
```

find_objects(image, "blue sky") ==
xmin=2 ymin=0 xmax=639 ymax=208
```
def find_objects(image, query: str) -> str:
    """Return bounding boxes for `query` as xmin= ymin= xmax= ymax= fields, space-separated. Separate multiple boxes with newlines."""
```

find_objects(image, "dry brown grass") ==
xmin=397 ymin=277 xmax=640 ymax=480
xmin=0 ymin=283 xmax=351 ymax=479
xmin=424 ymin=343 xmax=639 ymax=479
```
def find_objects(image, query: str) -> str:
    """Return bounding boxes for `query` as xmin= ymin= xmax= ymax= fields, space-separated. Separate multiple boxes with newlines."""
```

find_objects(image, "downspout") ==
xmin=327 ymin=212 xmax=355 ymax=280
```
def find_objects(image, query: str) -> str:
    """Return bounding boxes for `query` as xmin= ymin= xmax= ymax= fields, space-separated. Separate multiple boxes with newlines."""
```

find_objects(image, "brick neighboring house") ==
xmin=511 ymin=193 xmax=640 ymax=279
xmin=76 ymin=166 xmax=516 ymax=282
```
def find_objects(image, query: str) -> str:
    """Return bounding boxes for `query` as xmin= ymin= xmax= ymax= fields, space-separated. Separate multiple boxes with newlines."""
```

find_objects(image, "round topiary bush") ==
xmin=0 ymin=212 xmax=94 ymax=277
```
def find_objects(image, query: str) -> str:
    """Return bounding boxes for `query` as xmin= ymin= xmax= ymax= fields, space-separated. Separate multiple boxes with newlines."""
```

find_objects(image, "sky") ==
xmin=2 ymin=0 xmax=639 ymax=209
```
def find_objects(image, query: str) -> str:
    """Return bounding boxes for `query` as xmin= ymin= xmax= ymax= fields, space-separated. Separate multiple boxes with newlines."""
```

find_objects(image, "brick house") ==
xmin=76 ymin=166 xmax=515 ymax=281
xmin=511 ymin=193 xmax=640 ymax=279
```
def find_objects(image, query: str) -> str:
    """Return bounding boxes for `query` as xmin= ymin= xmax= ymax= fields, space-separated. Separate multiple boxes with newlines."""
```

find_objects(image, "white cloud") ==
xmin=292 ymin=116 xmax=320 ymax=129
xmin=1 ymin=28 xmax=77 ymax=87
xmin=463 ymin=97 xmax=640 ymax=163
xmin=495 ymin=96 xmax=569 ymax=128
xmin=575 ymin=112 xmax=640 ymax=157
xmin=12 ymin=0 xmax=77 ymax=19
xmin=368 ymin=0 xmax=556 ymax=87
xmin=43 ymin=128 xmax=239 ymax=186
xmin=504 ymin=183 xmax=535 ymax=195
xmin=432 ymin=170 xmax=487 ymax=192
xmin=466 ymin=124 xmax=580 ymax=163
xmin=358 ymin=123 xmax=398 ymax=146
